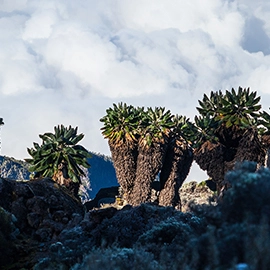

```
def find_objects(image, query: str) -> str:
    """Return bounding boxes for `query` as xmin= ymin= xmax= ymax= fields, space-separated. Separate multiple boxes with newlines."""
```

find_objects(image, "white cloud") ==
xmin=1 ymin=0 xmax=270 ymax=182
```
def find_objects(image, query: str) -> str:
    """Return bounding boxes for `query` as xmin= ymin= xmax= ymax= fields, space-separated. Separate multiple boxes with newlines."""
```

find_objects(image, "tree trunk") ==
xmin=233 ymin=129 xmax=265 ymax=168
xmin=109 ymin=140 xmax=138 ymax=203
xmin=260 ymin=134 xmax=270 ymax=168
xmin=265 ymin=148 xmax=270 ymax=168
xmin=52 ymin=162 xmax=80 ymax=200
xmin=130 ymin=138 xmax=168 ymax=206
xmin=195 ymin=129 xmax=265 ymax=195
xmin=159 ymin=137 xmax=193 ymax=209
xmin=194 ymin=141 xmax=226 ymax=194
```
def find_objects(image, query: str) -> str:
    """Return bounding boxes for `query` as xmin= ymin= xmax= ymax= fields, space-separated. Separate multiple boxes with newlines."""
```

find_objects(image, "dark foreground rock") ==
xmin=2 ymin=162 xmax=270 ymax=270
xmin=0 ymin=176 xmax=210 ymax=269
xmin=0 ymin=177 xmax=84 ymax=269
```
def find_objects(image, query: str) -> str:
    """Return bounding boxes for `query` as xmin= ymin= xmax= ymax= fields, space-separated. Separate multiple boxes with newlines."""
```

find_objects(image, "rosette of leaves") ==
xmin=25 ymin=125 xmax=91 ymax=184
xmin=100 ymin=102 xmax=142 ymax=146
xmin=196 ymin=90 xmax=224 ymax=117
xmin=131 ymin=107 xmax=174 ymax=205
xmin=193 ymin=114 xmax=219 ymax=149
xmin=196 ymin=87 xmax=261 ymax=129
xmin=139 ymin=107 xmax=174 ymax=147
xmin=100 ymin=103 xmax=143 ymax=202
xmin=216 ymin=87 xmax=261 ymax=128
xmin=172 ymin=115 xmax=197 ymax=144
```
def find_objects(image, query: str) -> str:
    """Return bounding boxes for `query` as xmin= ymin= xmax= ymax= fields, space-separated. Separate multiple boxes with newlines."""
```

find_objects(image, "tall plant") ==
xmin=194 ymin=87 xmax=265 ymax=193
xmin=130 ymin=107 xmax=174 ymax=205
xmin=100 ymin=103 xmax=142 ymax=203
xmin=158 ymin=115 xmax=194 ymax=209
xmin=25 ymin=125 xmax=91 ymax=198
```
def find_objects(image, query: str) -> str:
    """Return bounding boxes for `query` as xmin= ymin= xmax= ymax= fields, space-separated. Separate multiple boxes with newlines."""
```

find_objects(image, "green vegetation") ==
xmin=25 ymin=125 xmax=91 ymax=197
xmin=131 ymin=107 xmax=174 ymax=205
xmin=101 ymin=104 xmax=194 ymax=206
xmin=193 ymin=87 xmax=269 ymax=193
xmin=101 ymin=87 xmax=270 ymax=204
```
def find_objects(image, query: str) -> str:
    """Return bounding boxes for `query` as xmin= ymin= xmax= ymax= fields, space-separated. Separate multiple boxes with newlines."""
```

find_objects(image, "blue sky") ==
xmin=1 ymin=0 xmax=270 ymax=181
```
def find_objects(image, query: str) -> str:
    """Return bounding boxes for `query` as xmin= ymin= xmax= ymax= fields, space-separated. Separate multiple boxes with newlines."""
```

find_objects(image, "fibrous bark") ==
xmin=262 ymin=134 xmax=270 ymax=168
xmin=195 ymin=129 xmax=266 ymax=194
xmin=234 ymin=129 xmax=265 ymax=166
xmin=52 ymin=162 xmax=80 ymax=200
xmin=159 ymin=137 xmax=193 ymax=209
xmin=130 ymin=139 xmax=168 ymax=206
xmin=109 ymin=140 xmax=138 ymax=203
xmin=194 ymin=141 xmax=226 ymax=193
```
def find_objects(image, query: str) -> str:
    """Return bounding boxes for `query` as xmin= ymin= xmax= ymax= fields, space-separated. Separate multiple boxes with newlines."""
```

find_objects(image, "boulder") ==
xmin=0 ymin=177 xmax=85 ymax=269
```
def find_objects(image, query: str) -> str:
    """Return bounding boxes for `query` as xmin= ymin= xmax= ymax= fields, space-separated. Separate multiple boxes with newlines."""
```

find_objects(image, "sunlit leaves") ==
xmin=100 ymin=102 xmax=142 ymax=146
xmin=196 ymin=87 xmax=261 ymax=130
xmin=100 ymin=104 xmax=174 ymax=147
xmin=25 ymin=125 xmax=91 ymax=183
xmin=139 ymin=107 xmax=174 ymax=147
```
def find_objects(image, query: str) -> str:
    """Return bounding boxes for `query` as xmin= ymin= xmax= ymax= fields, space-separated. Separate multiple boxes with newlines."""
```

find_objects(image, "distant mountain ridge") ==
xmin=0 ymin=152 xmax=118 ymax=199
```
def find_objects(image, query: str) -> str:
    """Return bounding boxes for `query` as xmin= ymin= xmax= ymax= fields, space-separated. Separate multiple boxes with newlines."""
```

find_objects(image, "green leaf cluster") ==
xmin=171 ymin=115 xmax=198 ymax=144
xmin=257 ymin=110 xmax=270 ymax=135
xmin=101 ymin=104 xmax=194 ymax=147
xmin=25 ymin=125 xmax=91 ymax=183
xmin=101 ymin=87 xmax=270 ymax=150
xmin=100 ymin=102 xmax=143 ymax=146
xmin=196 ymin=87 xmax=261 ymax=129
xmin=193 ymin=115 xmax=219 ymax=148
xmin=140 ymin=107 xmax=174 ymax=146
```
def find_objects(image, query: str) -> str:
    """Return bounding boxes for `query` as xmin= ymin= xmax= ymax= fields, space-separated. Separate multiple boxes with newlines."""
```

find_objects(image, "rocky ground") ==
xmin=2 ymin=161 xmax=270 ymax=270
xmin=0 ymin=177 xmax=214 ymax=269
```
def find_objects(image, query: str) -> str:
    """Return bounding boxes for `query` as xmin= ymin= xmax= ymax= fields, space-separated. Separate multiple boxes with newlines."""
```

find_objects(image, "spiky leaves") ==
xmin=159 ymin=115 xmax=194 ymax=209
xmin=100 ymin=103 xmax=142 ymax=147
xmin=131 ymin=107 xmax=174 ymax=205
xmin=193 ymin=114 xmax=219 ymax=149
xmin=138 ymin=107 xmax=174 ymax=147
xmin=100 ymin=103 xmax=141 ymax=202
xmin=25 ymin=125 xmax=91 ymax=186
xmin=194 ymin=87 xmax=265 ymax=193
xmin=197 ymin=87 xmax=261 ymax=129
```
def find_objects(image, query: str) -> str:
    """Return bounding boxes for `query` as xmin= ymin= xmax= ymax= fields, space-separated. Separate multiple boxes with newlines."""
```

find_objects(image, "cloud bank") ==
xmin=1 ymin=0 xmax=270 ymax=181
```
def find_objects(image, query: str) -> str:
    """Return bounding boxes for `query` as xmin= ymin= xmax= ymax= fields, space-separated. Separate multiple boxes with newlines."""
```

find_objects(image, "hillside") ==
xmin=0 ymin=152 xmax=118 ymax=199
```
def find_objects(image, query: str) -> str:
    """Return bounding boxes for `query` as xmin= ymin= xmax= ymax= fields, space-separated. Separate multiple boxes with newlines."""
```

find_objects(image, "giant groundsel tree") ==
xmin=101 ymin=88 xmax=270 ymax=206
xmin=101 ymin=104 xmax=193 ymax=207
xmin=100 ymin=103 xmax=142 ymax=202
xmin=25 ymin=125 xmax=91 ymax=198
xmin=193 ymin=87 xmax=267 ymax=193
xmin=131 ymin=107 xmax=174 ymax=205
xmin=158 ymin=115 xmax=194 ymax=209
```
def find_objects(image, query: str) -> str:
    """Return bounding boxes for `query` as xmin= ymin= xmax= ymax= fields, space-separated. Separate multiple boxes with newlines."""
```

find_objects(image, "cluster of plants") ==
xmin=31 ymin=162 xmax=270 ymax=269
xmin=100 ymin=103 xmax=195 ymax=207
xmin=193 ymin=87 xmax=270 ymax=192
xmin=21 ymin=86 xmax=270 ymax=207
xmin=100 ymin=87 xmax=270 ymax=206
